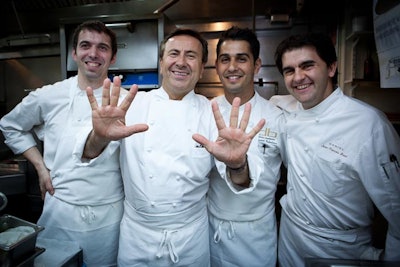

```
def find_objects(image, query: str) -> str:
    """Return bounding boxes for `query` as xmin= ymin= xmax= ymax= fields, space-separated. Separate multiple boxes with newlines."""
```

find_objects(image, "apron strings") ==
xmin=213 ymin=220 xmax=236 ymax=243
xmin=156 ymin=229 xmax=179 ymax=263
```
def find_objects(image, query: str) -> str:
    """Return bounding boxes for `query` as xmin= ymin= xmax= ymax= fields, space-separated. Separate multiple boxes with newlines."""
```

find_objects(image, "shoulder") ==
xmin=342 ymin=94 xmax=388 ymax=122
xmin=269 ymin=94 xmax=298 ymax=112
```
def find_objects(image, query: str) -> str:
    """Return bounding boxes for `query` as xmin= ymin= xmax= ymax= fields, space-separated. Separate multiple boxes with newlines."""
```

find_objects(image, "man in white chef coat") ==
xmin=207 ymin=26 xmax=286 ymax=267
xmin=0 ymin=21 xmax=124 ymax=266
xmin=270 ymin=32 xmax=400 ymax=266
xmin=75 ymin=28 xmax=265 ymax=266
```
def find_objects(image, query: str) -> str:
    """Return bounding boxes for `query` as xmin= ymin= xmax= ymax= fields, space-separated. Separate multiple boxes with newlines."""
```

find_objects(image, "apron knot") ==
xmin=213 ymin=220 xmax=236 ymax=243
xmin=156 ymin=229 xmax=179 ymax=263
xmin=80 ymin=206 xmax=96 ymax=224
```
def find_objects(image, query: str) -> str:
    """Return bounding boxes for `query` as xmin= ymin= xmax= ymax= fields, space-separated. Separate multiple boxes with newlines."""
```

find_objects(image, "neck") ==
xmin=225 ymin=90 xmax=255 ymax=105
xmin=77 ymin=74 xmax=107 ymax=91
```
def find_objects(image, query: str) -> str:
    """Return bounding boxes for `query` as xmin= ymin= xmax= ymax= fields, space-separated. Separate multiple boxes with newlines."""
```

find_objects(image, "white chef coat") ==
xmin=271 ymin=88 xmax=400 ymax=267
xmin=207 ymin=92 xmax=286 ymax=267
xmin=73 ymin=87 xmax=263 ymax=266
xmin=0 ymin=76 xmax=124 ymax=267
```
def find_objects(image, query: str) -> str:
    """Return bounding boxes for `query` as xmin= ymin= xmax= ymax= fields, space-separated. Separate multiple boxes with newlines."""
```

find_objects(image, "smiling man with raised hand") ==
xmin=75 ymin=28 xmax=266 ymax=266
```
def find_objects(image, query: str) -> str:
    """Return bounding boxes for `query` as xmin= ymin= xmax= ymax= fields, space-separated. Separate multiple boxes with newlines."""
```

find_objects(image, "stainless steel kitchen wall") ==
xmin=0 ymin=56 xmax=62 ymax=115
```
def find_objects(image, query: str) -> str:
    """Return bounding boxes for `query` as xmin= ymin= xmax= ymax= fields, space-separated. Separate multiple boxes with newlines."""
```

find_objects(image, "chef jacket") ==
xmin=0 ymin=76 xmax=124 ymax=266
xmin=73 ymin=87 xmax=263 ymax=266
xmin=207 ymin=92 xmax=286 ymax=267
xmin=271 ymin=88 xmax=400 ymax=266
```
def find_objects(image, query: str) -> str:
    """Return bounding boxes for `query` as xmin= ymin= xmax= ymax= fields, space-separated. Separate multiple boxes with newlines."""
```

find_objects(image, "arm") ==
xmin=22 ymin=146 xmax=54 ymax=200
xmin=359 ymin=122 xmax=400 ymax=260
xmin=193 ymin=97 xmax=265 ymax=186
xmin=82 ymin=77 xmax=149 ymax=159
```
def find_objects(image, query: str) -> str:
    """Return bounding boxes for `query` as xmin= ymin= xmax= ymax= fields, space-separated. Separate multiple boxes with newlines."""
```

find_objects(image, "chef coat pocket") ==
xmin=191 ymin=143 xmax=210 ymax=158
xmin=380 ymin=161 xmax=400 ymax=194
xmin=310 ymin=156 xmax=346 ymax=197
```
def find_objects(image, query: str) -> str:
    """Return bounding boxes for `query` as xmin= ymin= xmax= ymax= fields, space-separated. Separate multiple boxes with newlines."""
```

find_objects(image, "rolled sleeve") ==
xmin=72 ymin=126 xmax=121 ymax=166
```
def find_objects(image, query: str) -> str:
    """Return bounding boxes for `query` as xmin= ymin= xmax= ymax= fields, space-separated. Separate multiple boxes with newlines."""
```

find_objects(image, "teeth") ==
xmin=87 ymin=62 xmax=100 ymax=67
xmin=297 ymin=84 xmax=308 ymax=89
xmin=173 ymin=71 xmax=188 ymax=76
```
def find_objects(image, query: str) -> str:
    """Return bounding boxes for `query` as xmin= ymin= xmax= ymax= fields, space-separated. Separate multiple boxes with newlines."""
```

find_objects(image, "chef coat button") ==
xmin=304 ymin=147 xmax=308 ymax=152
xmin=151 ymin=201 xmax=155 ymax=206
xmin=149 ymin=120 xmax=155 ymax=125
xmin=302 ymin=196 xmax=306 ymax=201
xmin=172 ymin=203 xmax=177 ymax=207
xmin=176 ymin=176 xmax=180 ymax=181
xmin=305 ymin=221 xmax=310 ymax=225
xmin=149 ymin=175 xmax=153 ymax=179
xmin=315 ymin=118 xmax=320 ymax=123
xmin=147 ymin=148 xmax=152 ymax=153
xmin=300 ymin=173 xmax=304 ymax=177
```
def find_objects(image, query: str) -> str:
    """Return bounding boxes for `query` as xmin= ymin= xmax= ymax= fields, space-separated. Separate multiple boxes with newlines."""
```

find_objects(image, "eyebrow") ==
xmin=218 ymin=53 xmax=250 ymax=58
xmin=79 ymin=40 xmax=110 ymax=48
xmin=282 ymin=59 xmax=316 ymax=72
xmin=168 ymin=48 xmax=198 ymax=54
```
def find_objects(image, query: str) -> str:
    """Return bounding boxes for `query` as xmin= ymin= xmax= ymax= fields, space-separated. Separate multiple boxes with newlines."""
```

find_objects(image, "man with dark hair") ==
xmin=0 ymin=20 xmax=122 ymax=266
xmin=77 ymin=28 xmax=265 ymax=266
xmin=207 ymin=26 xmax=286 ymax=267
xmin=271 ymin=32 xmax=400 ymax=266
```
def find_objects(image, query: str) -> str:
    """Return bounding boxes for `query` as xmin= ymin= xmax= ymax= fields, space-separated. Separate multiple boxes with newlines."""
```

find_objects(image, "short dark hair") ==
xmin=159 ymin=28 xmax=208 ymax=64
xmin=72 ymin=20 xmax=118 ymax=58
xmin=274 ymin=32 xmax=338 ymax=84
xmin=216 ymin=26 xmax=260 ymax=62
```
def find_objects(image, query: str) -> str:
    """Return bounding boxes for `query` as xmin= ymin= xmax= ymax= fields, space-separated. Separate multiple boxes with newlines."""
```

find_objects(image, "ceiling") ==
xmin=1 ymin=0 xmax=347 ymax=39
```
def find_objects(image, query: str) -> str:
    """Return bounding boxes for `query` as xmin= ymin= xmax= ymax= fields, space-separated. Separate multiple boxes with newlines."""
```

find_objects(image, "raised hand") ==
xmin=192 ymin=97 xmax=265 ymax=168
xmin=83 ymin=76 xmax=148 ymax=158
xmin=86 ymin=76 xmax=149 ymax=142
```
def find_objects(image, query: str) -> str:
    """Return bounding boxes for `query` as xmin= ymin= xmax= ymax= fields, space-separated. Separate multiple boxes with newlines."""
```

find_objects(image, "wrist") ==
xmin=227 ymin=156 xmax=248 ymax=173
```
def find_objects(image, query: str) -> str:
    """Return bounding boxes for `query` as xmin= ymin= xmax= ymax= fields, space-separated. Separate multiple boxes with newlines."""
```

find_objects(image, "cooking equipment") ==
xmin=0 ymin=214 xmax=44 ymax=266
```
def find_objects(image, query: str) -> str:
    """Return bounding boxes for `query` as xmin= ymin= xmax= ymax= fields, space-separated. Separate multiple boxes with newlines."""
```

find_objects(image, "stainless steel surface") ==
xmin=0 ymin=214 xmax=44 ymax=266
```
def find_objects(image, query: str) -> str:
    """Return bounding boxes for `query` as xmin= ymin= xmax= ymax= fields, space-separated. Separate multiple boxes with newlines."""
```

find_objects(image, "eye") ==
xmin=283 ymin=68 xmax=294 ymax=76
xmin=98 ymin=45 xmax=109 ymax=52
xmin=79 ymin=42 xmax=90 ymax=49
xmin=237 ymin=56 xmax=247 ymax=63
xmin=302 ymin=62 xmax=314 ymax=70
xmin=168 ymin=51 xmax=179 ymax=57
xmin=219 ymin=57 xmax=229 ymax=63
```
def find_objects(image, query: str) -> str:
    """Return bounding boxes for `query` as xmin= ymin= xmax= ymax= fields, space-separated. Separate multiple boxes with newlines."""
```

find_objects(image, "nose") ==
xmin=175 ymin=54 xmax=187 ymax=66
xmin=88 ymin=45 xmax=98 ymax=58
xmin=293 ymin=68 xmax=305 ymax=81
xmin=228 ymin=58 xmax=237 ymax=71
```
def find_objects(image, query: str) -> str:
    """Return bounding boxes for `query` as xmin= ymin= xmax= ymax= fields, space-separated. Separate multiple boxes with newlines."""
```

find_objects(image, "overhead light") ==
xmin=1 ymin=34 xmax=53 ymax=47
xmin=270 ymin=14 xmax=290 ymax=23
xmin=153 ymin=0 xmax=180 ymax=14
